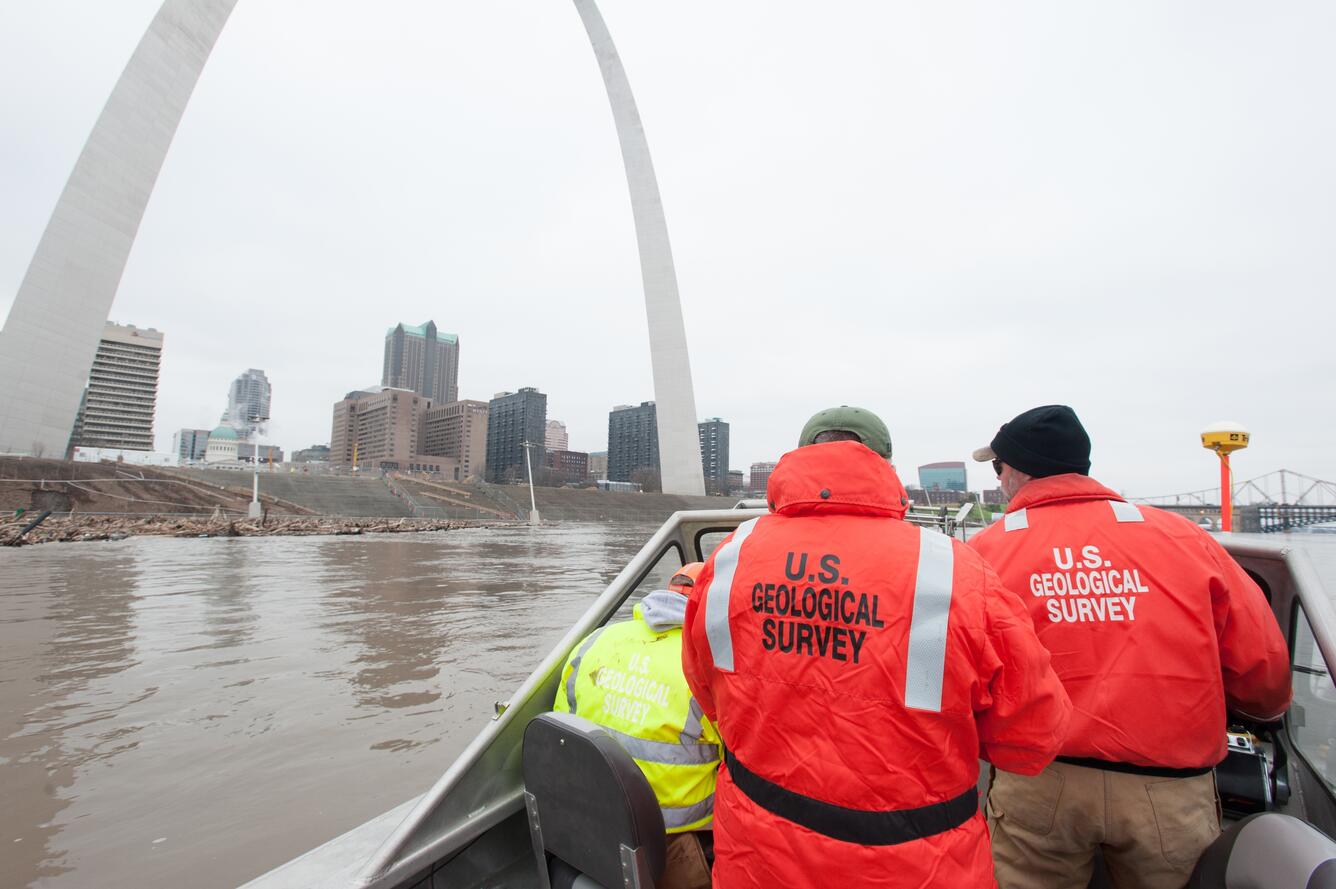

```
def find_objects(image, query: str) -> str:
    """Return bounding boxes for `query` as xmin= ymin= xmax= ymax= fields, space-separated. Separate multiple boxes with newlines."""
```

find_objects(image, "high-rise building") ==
xmin=545 ymin=419 xmax=569 ymax=452
xmin=587 ymin=451 xmax=609 ymax=481
xmin=545 ymin=449 xmax=590 ymax=485
xmin=422 ymin=399 xmax=490 ymax=481
xmin=919 ymin=461 xmax=968 ymax=493
xmin=698 ymin=418 xmax=730 ymax=494
xmin=221 ymin=368 xmax=271 ymax=439
xmin=383 ymin=321 xmax=459 ymax=403
xmin=608 ymin=402 xmax=660 ymax=483
xmin=330 ymin=387 xmax=447 ymax=472
xmin=485 ymin=388 xmax=547 ymax=483
xmin=749 ymin=461 xmax=777 ymax=494
xmin=69 ymin=322 xmax=164 ymax=452
xmin=173 ymin=427 xmax=211 ymax=463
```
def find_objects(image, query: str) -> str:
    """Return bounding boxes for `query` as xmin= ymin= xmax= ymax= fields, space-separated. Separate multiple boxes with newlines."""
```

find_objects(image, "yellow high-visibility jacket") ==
xmin=555 ymin=590 xmax=722 ymax=832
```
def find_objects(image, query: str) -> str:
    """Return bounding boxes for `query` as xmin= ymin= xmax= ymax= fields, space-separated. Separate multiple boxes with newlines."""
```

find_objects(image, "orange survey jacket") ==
xmin=682 ymin=441 xmax=1071 ymax=889
xmin=969 ymin=473 xmax=1291 ymax=770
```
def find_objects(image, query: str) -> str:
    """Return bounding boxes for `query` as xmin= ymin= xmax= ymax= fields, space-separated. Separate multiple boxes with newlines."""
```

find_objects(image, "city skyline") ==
xmin=2 ymin=4 xmax=1331 ymax=496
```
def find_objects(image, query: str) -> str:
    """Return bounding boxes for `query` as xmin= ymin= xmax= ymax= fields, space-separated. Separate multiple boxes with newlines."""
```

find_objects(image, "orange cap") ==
xmin=669 ymin=562 xmax=706 ymax=595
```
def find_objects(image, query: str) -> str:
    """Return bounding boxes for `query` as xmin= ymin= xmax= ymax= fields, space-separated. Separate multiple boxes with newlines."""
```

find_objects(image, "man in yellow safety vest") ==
xmin=554 ymin=562 xmax=722 ymax=889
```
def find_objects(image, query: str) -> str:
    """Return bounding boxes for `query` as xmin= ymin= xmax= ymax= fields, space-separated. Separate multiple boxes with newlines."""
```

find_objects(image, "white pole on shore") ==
xmin=248 ymin=414 xmax=267 ymax=520
xmin=522 ymin=440 xmax=540 ymax=525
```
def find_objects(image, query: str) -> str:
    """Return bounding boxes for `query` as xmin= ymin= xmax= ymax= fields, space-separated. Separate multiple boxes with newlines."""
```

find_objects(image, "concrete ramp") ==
xmin=172 ymin=469 xmax=412 ymax=517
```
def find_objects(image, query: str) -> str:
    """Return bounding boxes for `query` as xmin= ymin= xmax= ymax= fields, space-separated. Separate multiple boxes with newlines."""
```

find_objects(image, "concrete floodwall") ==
xmin=0 ymin=458 xmax=733 ymax=522
xmin=170 ymin=468 xmax=412 ymax=517
xmin=477 ymin=482 xmax=728 ymax=523
xmin=0 ymin=457 xmax=254 ymax=515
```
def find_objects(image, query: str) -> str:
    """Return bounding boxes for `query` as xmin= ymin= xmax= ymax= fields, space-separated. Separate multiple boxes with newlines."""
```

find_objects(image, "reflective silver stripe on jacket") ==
xmin=661 ymin=794 xmax=715 ymax=830
xmin=1109 ymin=500 xmax=1144 ymax=523
xmin=604 ymin=725 xmax=720 ymax=766
xmin=680 ymin=697 xmax=706 ymax=746
xmin=565 ymin=626 xmax=607 ymax=712
xmin=704 ymin=517 xmax=760 ymax=672
xmin=904 ymin=527 xmax=955 ymax=712
xmin=1004 ymin=509 xmax=1028 ymax=532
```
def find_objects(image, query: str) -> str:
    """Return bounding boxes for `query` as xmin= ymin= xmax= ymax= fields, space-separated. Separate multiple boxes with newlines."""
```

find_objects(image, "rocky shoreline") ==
xmin=1 ymin=514 xmax=513 ymax=546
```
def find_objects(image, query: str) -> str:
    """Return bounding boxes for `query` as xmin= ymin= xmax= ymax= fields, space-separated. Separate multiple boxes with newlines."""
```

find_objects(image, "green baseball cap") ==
xmin=798 ymin=406 xmax=892 ymax=458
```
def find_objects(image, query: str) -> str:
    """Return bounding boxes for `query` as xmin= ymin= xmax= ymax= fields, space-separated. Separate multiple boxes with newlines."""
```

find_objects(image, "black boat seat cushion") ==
xmin=1190 ymin=812 xmax=1336 ymax=889
xmin=522 ymin=712 xmax=667 ymax=889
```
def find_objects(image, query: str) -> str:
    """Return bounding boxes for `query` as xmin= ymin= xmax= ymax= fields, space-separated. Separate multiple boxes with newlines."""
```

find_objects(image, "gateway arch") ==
xmin=0 ymin=0 xmax=706 ymax=495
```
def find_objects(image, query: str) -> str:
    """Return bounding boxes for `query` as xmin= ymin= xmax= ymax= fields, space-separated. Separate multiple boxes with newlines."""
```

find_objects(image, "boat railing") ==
xmin=368 ymin=508 xmax=745 ymax=887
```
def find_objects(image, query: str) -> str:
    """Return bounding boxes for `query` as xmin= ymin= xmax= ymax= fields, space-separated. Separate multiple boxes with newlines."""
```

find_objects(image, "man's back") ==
xmin=554 ymin=589 xmax=722 ymax=833
xmin=970 ymin=473 xmax=1291 ymax=768
xmin=682 ymin=441 xmax=1071 ymax=889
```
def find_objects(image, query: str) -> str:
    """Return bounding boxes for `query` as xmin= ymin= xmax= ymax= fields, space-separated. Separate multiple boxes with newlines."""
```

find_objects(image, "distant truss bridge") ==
xmin=1132 ymin=470 xmax=1336 ymax=533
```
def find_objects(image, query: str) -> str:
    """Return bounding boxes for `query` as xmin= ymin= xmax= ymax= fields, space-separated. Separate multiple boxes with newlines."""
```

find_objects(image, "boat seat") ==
xmin=522 ymin=712 xmax=667 ymax=889
xmin=1190 ymin=812 xmax=1336 ymax=889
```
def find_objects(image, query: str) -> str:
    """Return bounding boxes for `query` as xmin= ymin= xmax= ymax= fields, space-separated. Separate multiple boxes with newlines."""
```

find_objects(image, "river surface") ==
xmin=0 ymin=523 xmax=666 ymax=888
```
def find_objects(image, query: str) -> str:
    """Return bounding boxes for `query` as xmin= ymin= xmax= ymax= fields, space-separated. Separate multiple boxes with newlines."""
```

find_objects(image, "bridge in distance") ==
xmin=1133 ymin=470 xmax=1336 ymax=533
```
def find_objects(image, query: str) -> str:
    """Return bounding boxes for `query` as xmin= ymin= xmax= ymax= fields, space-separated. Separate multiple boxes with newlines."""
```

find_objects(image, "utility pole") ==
xmin=521 ymin=440 xmax=541 ymax=525
xmin=248 ymin=414 xmax=269 ymax=520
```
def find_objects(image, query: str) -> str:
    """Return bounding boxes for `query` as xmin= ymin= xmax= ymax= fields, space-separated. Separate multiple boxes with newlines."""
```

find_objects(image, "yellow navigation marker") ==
xmin=1202 ymin=422 xmax=1250 ymax=531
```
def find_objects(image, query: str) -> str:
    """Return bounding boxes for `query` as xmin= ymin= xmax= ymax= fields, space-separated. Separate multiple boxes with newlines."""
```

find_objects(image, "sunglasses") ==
xmin=992 ymin=459 xmax=1003 ymax=477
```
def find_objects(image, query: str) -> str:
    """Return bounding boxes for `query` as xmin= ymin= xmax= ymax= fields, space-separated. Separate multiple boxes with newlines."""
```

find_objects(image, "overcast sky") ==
xmin=1 ymin=1 xmax=1331 ymax=497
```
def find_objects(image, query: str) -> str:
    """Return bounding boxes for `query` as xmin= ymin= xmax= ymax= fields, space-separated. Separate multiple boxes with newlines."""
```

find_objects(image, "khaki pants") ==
xmin=988 ymin=761 xmax=1220 ymax=889
xmin=660 ymin=831 xmax=712 ymax=889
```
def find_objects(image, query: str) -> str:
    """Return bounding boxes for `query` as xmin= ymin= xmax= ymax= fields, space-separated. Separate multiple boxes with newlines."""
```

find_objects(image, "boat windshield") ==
xmin=1291 ymin=603 xmax=1336 ymax=794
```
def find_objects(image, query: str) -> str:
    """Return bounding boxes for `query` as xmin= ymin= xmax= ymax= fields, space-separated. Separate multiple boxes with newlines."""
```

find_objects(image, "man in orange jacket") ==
xmin=681 ymin=406 xmax=1072 ymax=889
xmin=969 ymin=405 xmax=1291 ymax=889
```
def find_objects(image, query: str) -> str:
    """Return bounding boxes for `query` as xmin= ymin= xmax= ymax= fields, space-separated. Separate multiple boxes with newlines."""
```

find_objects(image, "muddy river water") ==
xmin=0 ymin=523 xmax=664 ymax=888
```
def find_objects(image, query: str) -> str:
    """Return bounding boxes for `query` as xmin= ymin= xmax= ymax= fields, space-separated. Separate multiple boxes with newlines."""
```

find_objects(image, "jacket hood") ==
xmin=767 ymin=440 xmax=909 ymax=519
xmin=635 ymin=589 xmax=688 ymax=632
xmin=1007 ymin=473 xmax=1124 ymax=513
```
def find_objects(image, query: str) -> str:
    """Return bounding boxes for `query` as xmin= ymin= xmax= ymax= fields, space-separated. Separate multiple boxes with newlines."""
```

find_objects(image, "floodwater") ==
xmin=0 ymin=523 xmax=665 ymax=888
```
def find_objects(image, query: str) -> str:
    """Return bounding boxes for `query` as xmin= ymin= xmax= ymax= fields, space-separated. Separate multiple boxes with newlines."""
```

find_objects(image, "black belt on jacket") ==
xmin=723 ymin=750 xmax=978 ymax=846
xmin=1055 ymin=755 xmax=1214 ymax=779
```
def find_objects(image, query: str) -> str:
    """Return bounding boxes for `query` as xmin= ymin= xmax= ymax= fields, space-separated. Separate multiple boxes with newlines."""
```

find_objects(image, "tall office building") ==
xmin=698 ymin=418 xmax=730 ymax=494
xmin=174 ymin=427 xmax=211 ymax=463
xmin=919 ymin=461 xmax=968 ymax=493
xmin=330 ymin=387 xmax=447 ymax=473
xmin=608 ymin=402 xmax=659 ymax=483
xmin=383 ymin=321 xmax=459 ymax=403
xmin=749 ymin=461 xmax=778 ymax=494
xmin=221 ymin=368 xmax=271 ymax=438
xmin=422 ymin=399 xmax=490 ymax=481
xmin=69 ymin=322 xmax=164 ymax=452
xmin=485 ymin=388 xmax=547 ymax=483
xmin=545 ymin=449 xmax=590 ymax=485
xmin=545 ymin=420 xmax=569 ymax=452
